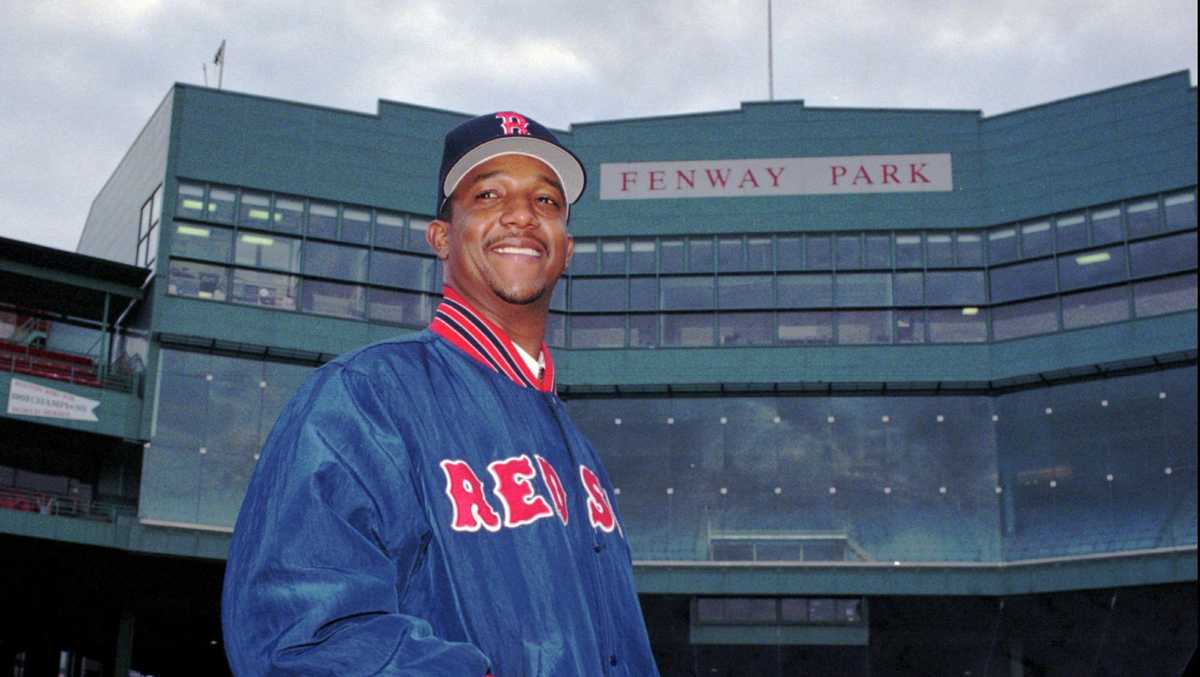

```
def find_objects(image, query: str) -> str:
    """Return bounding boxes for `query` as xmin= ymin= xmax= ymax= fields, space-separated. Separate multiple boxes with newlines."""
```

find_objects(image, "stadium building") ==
xmin=1 ymin=71 xmax=1196 ymax=675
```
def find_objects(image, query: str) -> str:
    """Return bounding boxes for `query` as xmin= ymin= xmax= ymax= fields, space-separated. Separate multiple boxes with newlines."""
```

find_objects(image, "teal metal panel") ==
xmin=690 ymin=624 xmax=868 ymax=646
xmin=0 ymin=371 xmax=144 ymax=440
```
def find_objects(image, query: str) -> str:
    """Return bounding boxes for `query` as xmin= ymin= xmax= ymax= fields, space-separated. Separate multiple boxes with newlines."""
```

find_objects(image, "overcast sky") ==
xmin=0 ymin=0 xmax=1195 ymax=253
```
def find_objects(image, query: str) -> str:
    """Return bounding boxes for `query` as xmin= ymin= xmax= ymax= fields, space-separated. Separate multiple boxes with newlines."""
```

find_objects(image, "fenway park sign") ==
xmin=599 ymin=153 xmax=952 ymax=200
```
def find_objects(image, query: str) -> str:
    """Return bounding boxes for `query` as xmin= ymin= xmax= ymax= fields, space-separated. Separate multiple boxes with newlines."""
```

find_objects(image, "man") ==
xmin=222 ymin=112 xmax=660 ymax=676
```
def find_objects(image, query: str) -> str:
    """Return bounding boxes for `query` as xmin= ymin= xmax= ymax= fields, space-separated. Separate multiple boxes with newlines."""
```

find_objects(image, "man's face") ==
xmin=429 ymin=153 xmax=573 ymax=312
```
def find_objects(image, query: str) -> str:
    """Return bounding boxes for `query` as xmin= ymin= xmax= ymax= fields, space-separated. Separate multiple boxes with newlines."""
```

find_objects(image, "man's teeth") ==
xmin=495 ymin=246 xmax=540 ymax=256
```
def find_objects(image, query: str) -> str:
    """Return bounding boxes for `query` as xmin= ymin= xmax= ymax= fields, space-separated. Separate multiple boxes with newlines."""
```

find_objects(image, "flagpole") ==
xmin=217 ymin=39 xmax=226 ymax=89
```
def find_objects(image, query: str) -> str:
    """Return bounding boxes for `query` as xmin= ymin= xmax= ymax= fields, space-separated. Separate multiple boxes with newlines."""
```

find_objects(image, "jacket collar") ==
xmin=430 ymin=286 xmax=556 ymax=393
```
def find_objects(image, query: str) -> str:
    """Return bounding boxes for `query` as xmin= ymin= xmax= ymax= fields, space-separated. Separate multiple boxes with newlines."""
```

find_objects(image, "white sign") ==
xmin=7 ymin=378 xmax=100 ymax=422
xmin=600 ymin=153 xmax=952 ymax=200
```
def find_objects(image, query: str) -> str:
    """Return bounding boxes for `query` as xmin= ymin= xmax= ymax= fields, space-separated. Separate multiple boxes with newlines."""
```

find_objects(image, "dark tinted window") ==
xmin=991 ymin=259 xmax=1056 ymax=302
xmin=1128 ymin=232 xmax=1197 ymax=279
xmin=1058 ymin=247 xmax=1126 ymax=291
xmin=572 ymin=278 xmax=627 ymax=312
xmin=926 ymin=271 xmax=986 ymax=305
xmin=303 ymin=241 xmax=368 ymax=281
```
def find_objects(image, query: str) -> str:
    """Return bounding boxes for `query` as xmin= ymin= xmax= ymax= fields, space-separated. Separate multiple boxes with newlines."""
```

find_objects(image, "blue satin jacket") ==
xmin=222 ymin=289 xmax=659 ymax=676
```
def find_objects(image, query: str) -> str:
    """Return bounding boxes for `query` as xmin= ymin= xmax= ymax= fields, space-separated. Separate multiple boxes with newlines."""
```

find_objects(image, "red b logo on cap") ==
xmin=495 ymin=112 xmax=530 ymax=136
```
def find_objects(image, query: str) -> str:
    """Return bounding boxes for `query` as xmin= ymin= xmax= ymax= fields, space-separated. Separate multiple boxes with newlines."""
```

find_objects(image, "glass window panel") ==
xmin=747 ymin=237 xmax=772 ymax=271
xmin=837 ymin=310 xmax=892 ymax=344
xmin=570 ymin=315 xmax=625 ymax=348
xmin=1052 ymin=215 xmax=1087 ymax=252
xmin=273 ymin=197 xmax=304 ymax=234
xmin=1126 ymin=199 xmax=1160 ymax=238
xmin=629 ymin=314 xmax=657 ymax=347
xmin=780 ymin=599 xmax=808 ymax=623
xmin=865 ymin=234 xmax=892 ymax=268
xmin=170 ymin=224 xmax=232 ymax=262
xmin=956 ymin=233 xmax=984 ymax=266
xmin=374 ymin=211 xmax=406 ymax=250
xmin=230 ymin=269 xmax=298 ymax=310
xmin=572 ymin=240 xmax=598 ymax=274
xmin=175 ymin=183 xmax=206 ymax=219
xmin=545 ymin=312 xmax=565 ymax=347
xmin=307 ymin=202 xmax=338 ymax=240
xmin=990 ymin=258 xmax=1057 ymax=302
xmin=992 ymin=298 xmax=1059 ymax=340
xmin=1129 ymin=232 xmax=1197 ymax=279
xmin=661 ymin=314 xmax=713 ymax=346
xmin=806 ymin=235 xmax=832 ymax=269
xmin=835 ymin=273 xmax=891 ymax=307
xmin=777 ymin=274 xmax=832 ymax=308
xmin=366 ymin=288 xmax=431 ymax=326
xmin=629 ymin=240 xmax=656 ymax=273
xmin=404 ymin=217 xmax=432 ymax=253
xmin=1021 ymin=221 xmax=1053 ymax=257
xmin=719 ymin=312 xmax=773 ymax=345
xmin=719 ymin=238 xmax=745 ymax=272
xmin=601 ymin=240 xmax=626 ymax=273
xmin=571 ymin=278 xmax=627 ymax=312
xmin=303 ymin=241 xmax=368 ymax=281
xmin=136 ymin=235 xmax=146 ymax=268
xmin=235 ymin=231 xmax=301 ymax=272
xmin=1058 ymin=247 xmax=1126 ymax=291
xmin=725 ymin=598 xmax=777 ymax=623
xmin=661 ymin=276 xmax=714 ymax=310
xmin=836 ymin=235 xmax=862 ymax=269
xmin=777 ymin=236 xmax=802 ymax=270
xmin=893 ymin=272 xmax=923 ymax=305
xmin=926 ymin=271 xmax=986 ymax=305
xmin=928 ymin=307 xmax=987 ymax=343
xmin=718 ymin=275 xmax=772 ymax=309
xmin=660 ymin=239 xmax=684 ymax=273
xmin=1062 ymin=286 xmax=1130 ymax=329
xmin=301 ymin=279 xmax=366 ymax=320
xmin=167 ymin=260 xmax=227 ymax=301
xmin=894 ymin=234 xmax=923 ymax=268
xmin=341 ymin=208 xmax=371 ymax=244
xmin=988 ymin=228 xmax=1018 ymax=264
xmin=1164 ymin=191 xmax=1196 ymax=231
xmin=778 ymin=311 xmax=833 ymax=344
xmin=550 ymin=280 xmax=566 ymax=311
xmin=925 ymin=234 xmax=954 ymax=267
xmin=894 ymin=308 xmax=926 ymax=343
xmin=369 ymin=250 xmax=436 ymax=291
xmin=208 ymin=188 xmax=236 ymax=223
xmin=146 ymin=221 xmax=160 ymax=266
xmin=1090 ymin=207 xmax=1123 ymax=245
xmin=1134 ymin=273 xmax=1197 ymax=317
xmin=689 ymin=238 xmax=714 ymax=272
xmin=238 ymin=192 xmax=272 ymax=228
xmin=629 ymin=277 xmax=658 ymax=311
xmin=140 ymin=201 xmax=151 ymax=239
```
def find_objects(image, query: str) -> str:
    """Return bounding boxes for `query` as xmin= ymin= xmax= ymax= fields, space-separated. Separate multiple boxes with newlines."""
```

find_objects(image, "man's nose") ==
xmin=500 ymin=193 xmax=537 ymax=228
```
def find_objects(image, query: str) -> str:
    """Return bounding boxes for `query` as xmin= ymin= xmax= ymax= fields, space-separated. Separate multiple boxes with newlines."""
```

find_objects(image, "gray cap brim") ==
xmin=442 ymin=136 xmax=586 ymax=207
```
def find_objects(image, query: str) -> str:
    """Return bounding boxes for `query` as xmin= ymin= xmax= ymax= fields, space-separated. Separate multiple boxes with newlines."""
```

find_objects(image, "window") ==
xmin=307 ymin=202 xmax=338 ymax=239
xmin=894 ymin=234 xmax=923 ymax=268
xmin=208 ymin=187 xmax=236 ymax=223
xmin=778 ymin=311 xmax=833 ymax=344
xmin=170 ymin=224 xmax=232 ymax=262
xmin=231 ymin=269 xmax=298 ymax=310
xmin=1058 ymin=247 xmax=1126 ymax=291
xmin=777 ymin=236 xmax=802 ymax=270
xmin=718 ymin=275 xmax=772 ymax=309
xmin=1126 ymin=199 xmax=1160 ymax=238
xmin=374 ymin=211 xmax=406 ymax=250
xmin=689 ymin=237 xmax=714 ymax=272
xmin=629 ymin=240 xmax=656 ymax=273
xmin=1128 ymin=232 xmax=1197 ymax=279
xmin=571 ymin=240 xmax=598 ymax=274
xmin=1062 ymin=286 xmax=1129 ymax=329
xmin=719 ymin=238 xmax=745 ymax=272
xmin=404 ymin=217 xmax=432 ymax=253
xmin=925 ymin=234 xmax=953 ymax=267
xmin=865 ymin=234 xmax=891 ymax=268
xmin=991 ymin=259 xmax=1056 ymax=302
xmin=1021 ymin=221 xmax=1053 ymax=257
xmin=570 ymin=315 xmax=625 ymax=348
xmin=571 ymin=278 xmax=627 ymax=312
xmin=893 ymin=272 xmax=923 ymax=305
xmin=660 ymin=239 xmax=685 ymax=273
xmin=341 ymin=208 xmax=371 ymax=244
xmin=368 ymin=251 xmax=436 ymax=291
xmin=928 ymin=307 xmax=987 ymax=343
xmin=601 ymin=240 xmax=626 ymax=273
xmin=167 ymin=260 xmax=227 ymax=301
xmin=661 ymin=276 xmax=714 ymax=310
xmin=1090 ymin=207 xmax=1122 ymax=245
xmin=747 ymin=237 xmax=773 ymax=271
xmin=235 ymin=232 xmax=301 ymax=272
xmin=302 ymin=241 xmax=368 ymax=282
xmin=719 ymin=313 xmax=774 ymax=345
xmin=301 ymin=280 xmax=366 ymax=320
xmin=138 ymin=184 xmax=163 ymax=268
xmin=367 ymin=289 xmax=432 ymax=326
xmin=835 ymin=273 xmax=891 ymax=307
xmin=988 ymin=228 xmax=1018 ymax=264
xmin=894 ymin=309 xmax=926 ymax=343
xmin=837 ymin=311 xmax=891 ymax=344
xmin=992 ymin=298 xmax=1059 ymax=340
xmin=806 ymin=235 xmax=832 ymax=269
xmin=836 ymin=235 xmax=862 ymax=269
xmin=662 ymin=314 xmax=714 ymax=346
xmin=175 ymin=183 xmax=206 ymax=220
xmin=629 ymin=277 xmax=658 ymax=311
xmin=925 ymin=271 xmax=986 ymax=305
xmin=777 ymin=274 xmax=832 ymax=308
xmin=956 ymin=233 xmax=983 ymax=266
xmin=273 ymin=197 xmax=304 ymax=234
xmin=629 ymin=314 xmax=657 ymax=347
xmin=1133 ymin=274 xmax=1197 ymax=317
xmin=1164 ymin=191 xmax=1196 ymax=231
xmin=238 ymin=192 xmax=272 ymax=228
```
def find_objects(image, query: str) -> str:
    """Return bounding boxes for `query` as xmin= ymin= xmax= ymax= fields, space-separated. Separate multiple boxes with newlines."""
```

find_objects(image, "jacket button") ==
xmin=593 ymin=543 xmax=603 ymax=553
xmin=609 ymin=655 xmax=618 ymax=666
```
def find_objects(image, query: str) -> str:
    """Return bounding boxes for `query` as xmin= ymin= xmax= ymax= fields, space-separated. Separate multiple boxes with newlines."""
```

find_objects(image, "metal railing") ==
xmin=0 ymin=486 xmax=136 ymax=523
xmin=0 ymin=340 xmax=137 ymax=393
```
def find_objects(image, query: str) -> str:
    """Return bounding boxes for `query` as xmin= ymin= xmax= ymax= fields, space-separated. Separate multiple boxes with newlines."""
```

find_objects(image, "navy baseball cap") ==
xmin=437 ymin=111 xmax=586 ymax=216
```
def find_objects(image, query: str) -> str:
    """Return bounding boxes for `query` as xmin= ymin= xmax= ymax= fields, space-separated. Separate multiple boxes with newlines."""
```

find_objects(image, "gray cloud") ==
xmin=0 ymin=0 xmax=1195 ymax=251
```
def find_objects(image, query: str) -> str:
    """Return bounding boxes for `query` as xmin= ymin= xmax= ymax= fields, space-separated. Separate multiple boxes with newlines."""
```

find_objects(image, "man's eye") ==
xmin=476 ymin=189 xmax=499 ymax=200
xmin=537 ymin=195 xmax=561 ymax=207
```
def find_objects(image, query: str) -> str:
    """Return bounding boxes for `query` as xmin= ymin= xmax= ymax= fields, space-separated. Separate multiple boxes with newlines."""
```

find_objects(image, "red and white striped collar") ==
xmin=430 ymin=287 xmax=556 ymax=393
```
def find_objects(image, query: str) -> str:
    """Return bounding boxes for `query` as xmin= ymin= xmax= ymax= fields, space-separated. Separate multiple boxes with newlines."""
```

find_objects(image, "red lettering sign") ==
xmin=831 ymin=165 xmax=847 ymax=185
xmin=737 ymin=169 xmax=759 ymax=189
xmin=705 ymin=168 xmax=731 ymax=188
xmin=620 ymin=171 xmax=637 ymax=192
xmin=676 ymin=170 xmax=695 ymax=189
xmin=910 ymin=163 xmax=930 ymax=183
xmin=765 ymin=166 xmax=785 ymax=187
xmin=649 ymin=171 xmax=665 ymax=191
xmin=440 ymin=459 xmax=502 ymax=532
xmin=882 ymin=164 xmax=899 ymax=184
xmin=852 ymin=166 xmax=873 ymax=185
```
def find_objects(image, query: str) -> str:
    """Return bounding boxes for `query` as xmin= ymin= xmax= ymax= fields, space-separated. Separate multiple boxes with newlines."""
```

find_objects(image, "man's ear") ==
xmin=427 ymin=219 xmax=451 ymax=260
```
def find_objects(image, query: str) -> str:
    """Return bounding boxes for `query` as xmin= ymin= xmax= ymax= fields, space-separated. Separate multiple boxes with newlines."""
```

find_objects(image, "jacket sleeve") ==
xmin=221 ymin=365 xmax=491 ymax=676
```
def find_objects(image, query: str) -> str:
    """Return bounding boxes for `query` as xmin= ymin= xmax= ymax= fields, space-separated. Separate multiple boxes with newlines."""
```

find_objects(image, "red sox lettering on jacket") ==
xmin=440 ymin=455 xmax=619 ymax=535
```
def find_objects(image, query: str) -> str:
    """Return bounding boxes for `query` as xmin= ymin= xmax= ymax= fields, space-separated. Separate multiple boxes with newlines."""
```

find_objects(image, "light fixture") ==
xmin=240 ymin=234 xmax=275 ymax=246
xmin=960 ymin=307 xmax=979 ymax=316
xmin=1074 ymin=252 xmax=1111 ymax=265
xmin=177 ymin=225 xmax=210 ymax=238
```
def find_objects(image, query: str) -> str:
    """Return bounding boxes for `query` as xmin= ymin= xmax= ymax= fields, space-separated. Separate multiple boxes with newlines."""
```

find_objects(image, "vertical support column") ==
xmin=110 ymin=610 xmax=134 ymax=677
xmin=100 ymin=292 xmax=112 ymax=383
xmin=1008 ymin=638 xmax=1024 ymax=677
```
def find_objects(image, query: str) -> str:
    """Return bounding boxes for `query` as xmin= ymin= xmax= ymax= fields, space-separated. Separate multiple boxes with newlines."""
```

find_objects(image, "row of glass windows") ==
xmin=174 ymin=181 xmax=1195 ymax=273
xmin=170 ymin=220 xmax=1195 ymax=313
xmin=167 ymin=257 xmax=1195 ymax=346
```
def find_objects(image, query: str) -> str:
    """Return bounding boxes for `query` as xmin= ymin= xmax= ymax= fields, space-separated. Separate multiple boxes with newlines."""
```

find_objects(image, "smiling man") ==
xmin=222 ymin=112 xmax=660 ymax=676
